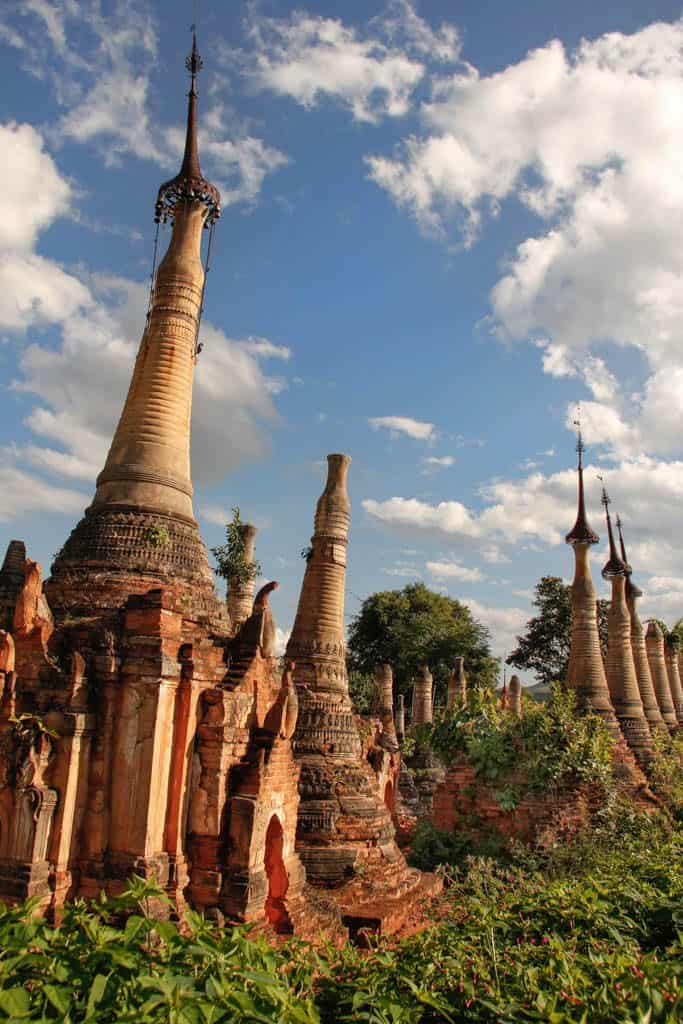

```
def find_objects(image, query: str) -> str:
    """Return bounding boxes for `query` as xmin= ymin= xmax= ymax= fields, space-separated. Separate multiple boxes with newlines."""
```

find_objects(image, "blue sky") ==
xmin=2 ymin=1 xmax=683 ymax=675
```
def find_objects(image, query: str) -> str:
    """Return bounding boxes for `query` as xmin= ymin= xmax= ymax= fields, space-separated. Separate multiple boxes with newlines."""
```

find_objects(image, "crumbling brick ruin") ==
xmin=0 ymin=35 xmax=441 ymax=941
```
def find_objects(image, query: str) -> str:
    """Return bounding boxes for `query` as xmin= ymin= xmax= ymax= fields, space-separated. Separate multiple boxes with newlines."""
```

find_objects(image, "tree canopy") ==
xmin=346 ymin=582 xmax=497 ymax=705
xmin=508 ymin=575 xmax=609 ymax=686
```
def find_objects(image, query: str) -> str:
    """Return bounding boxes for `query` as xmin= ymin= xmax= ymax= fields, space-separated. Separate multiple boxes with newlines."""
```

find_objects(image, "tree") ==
xmin=507 ymin=575 xmax=609 ymax=686
xmin=347 ymin=582 xmax=497 ymax=705
xmin=210 ymin=507 xmax=261 ymax=587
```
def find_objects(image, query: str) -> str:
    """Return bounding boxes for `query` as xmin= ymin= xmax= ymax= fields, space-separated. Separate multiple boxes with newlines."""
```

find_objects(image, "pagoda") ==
xmin=600 ymin=488 xmax=653 ymax=766
xmin=564 ymin=429 xmax=620 ymax=734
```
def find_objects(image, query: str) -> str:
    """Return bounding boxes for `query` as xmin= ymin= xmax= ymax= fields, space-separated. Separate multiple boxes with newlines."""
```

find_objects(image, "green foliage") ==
xmin=347 ymin=583 xmax=497 ymax=703
xmin=211 ymin=507 xmax=261 ymax=588
xmin=508 ymin=576 xmax=609 ymax=686
xmin=2 ymin=829 xmax=683 ymax=1022
xmin=348 ymin=671 xmax=379 ymax=715
xmin=649 ymin=730 xmax=683 ymax=820
xmin=145 ymin=525 xmax=170 ymax=549
xmin=408 ymin=819 xmax=472 ymax=871
xmin=428 ymin=684 xmax=615 ymax=808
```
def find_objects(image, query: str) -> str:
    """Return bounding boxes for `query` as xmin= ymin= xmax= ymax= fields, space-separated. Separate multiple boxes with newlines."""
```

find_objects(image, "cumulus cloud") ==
xmin=369 ymin=416 xmax=436 ymax=441
xmin=426 ymin=559 xmax=483 ymax=582
xmin=363 ymin=455 xmax=683 ymax=587
xmin=366 ymin=17 xmax=683 ymax=462
xmin=241 ymin=2 xmax=460 ymax=123
xmin=0 ymin=463 xmax=87 ymax=522
xmin=463 ymin=598 xmax=527 ymax=659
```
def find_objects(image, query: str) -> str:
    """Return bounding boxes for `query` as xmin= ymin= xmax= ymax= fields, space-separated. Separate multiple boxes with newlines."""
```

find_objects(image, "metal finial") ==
xmin=600 ymin=477 xmax=626 ymax=579
xmin=186 ymin=29 xmax=203 ymax=85
xmin=573 ymin=405 xmax=584 ymax=463
xmin=154 ymin=27 xmax=220 ymax=226
xmin=566 ymin=415 xmax=599 ymax=546
xmin=616 ymin=514 xmax=636 ymax=588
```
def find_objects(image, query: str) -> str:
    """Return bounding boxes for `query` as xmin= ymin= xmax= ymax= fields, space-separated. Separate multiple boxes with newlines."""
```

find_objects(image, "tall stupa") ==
xmin=47 ymin=35 xmax=225 ymax=624
xmin=600 ymin=488 xmax=653 ymax=766
xmin=565 ymin=429 xmax=620 ymax=735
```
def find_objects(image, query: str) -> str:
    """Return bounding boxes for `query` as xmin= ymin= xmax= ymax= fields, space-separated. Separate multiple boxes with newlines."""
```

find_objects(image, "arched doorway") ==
xmin=264 ymin=815 xmax=291 ymax=933
xmin=384 ymin=779 xmax=394 ymax=813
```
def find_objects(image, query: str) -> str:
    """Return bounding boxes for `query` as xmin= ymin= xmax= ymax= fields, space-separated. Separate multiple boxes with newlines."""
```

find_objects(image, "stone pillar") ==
xmin=287 ymin=456 xmax=408 ymax=889
xmin=564 ymin=438 xmax=621 ymax=737
xmin=664 ymin=640 xmax=683 ymax=726
xmin=604 ymin=574 xmax=653 ymax=766
xmin=226 ymin=524 xmax=258 ymax=629
xmin=411 ymin=666 xmax=433 ymax=726
xmin=509 ymin=675 xmax=522 ymax=716
xmin=395 ymin=694 xmax=405 ymax=740
xmin=628 ymin=590 xmax=667 ymax=735
xmin=645 ymin=622 xmax=678 ymax=731
xmin=566 ymin=543 xmax=620 ymax=736
xmin=0 ymin=540 xmax=25 ymax=631
xmin=375 ymin=663 xmax=398 ymax=750
xmin=447 ymin=657 xmax=467 ymax=708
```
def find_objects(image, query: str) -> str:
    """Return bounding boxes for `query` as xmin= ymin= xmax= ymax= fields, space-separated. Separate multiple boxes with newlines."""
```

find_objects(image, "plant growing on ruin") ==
xmin=145 ymin=525 xmax=170 ymax=548
xmin=211 ymin=507 xmax=261 ymax=587
xmin=428 ymin=684 xmax=615 ymax=809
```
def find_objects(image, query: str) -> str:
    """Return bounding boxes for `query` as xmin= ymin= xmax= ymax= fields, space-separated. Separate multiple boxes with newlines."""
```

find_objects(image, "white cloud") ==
xmin=244 ymin=8 xmax=425 ymax=123
xmin=366 ymin=17 xmax=683 ymax=464
xmin=463 ymin=598 xmax=527 ymax=660
xmin=363 ymin=455 xmax=683 ymax=588
xmin=274 ymin=626 xmax=291 ymax=658
xmin=363 ymin=496 xmax=480 ymax=536
xmin=369 ymin=415 xmax=436 ymax=441
xmin=0 ymin=463 xmax=87 ymax=522
xmin=426 ymin=559 xmax=483 ymax=582
xmin=421 ymin=454 xmax=455 ymax=472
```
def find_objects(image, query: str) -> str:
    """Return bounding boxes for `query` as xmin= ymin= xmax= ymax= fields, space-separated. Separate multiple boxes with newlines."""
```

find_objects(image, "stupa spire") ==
xmin=48 ymin=33 xmax=225 ymax=622
xmin=564 ymin=433 xmax=620 ymax=736
xmin=155 ymin=32 xmax=220 ymax=226
xmin=600 ymin=484 xmax=627 ymax=579
xmin=617 ymin=518 xmax=667 ymax=735
xmin=565 ymin=419 xmax=599 ymax=546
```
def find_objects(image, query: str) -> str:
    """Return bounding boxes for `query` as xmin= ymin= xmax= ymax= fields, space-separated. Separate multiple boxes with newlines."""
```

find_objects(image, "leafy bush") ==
xmin=408 ymin=819 xmax=472 ymax=871
xmin=427 ymin=684 xmax=615 ymax=808
xmin=0 ymin=824 xmax=682 ymax=1022
xmin=649 ymin=730 xmax=683 ymax=819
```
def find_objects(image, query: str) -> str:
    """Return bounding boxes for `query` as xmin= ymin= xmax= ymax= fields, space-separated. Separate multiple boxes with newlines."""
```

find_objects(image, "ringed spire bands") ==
xmin=48 ymin=33 xmax=224 ymax=616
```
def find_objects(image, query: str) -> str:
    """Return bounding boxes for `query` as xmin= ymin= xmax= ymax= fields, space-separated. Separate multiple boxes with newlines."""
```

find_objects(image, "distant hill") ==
xmin=524 ymin=681 xmax=553 ymax=703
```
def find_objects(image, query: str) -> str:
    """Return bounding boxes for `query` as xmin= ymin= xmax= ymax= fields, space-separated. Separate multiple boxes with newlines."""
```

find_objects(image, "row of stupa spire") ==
xmin=566 ymin=428 xmax=682 ymax=766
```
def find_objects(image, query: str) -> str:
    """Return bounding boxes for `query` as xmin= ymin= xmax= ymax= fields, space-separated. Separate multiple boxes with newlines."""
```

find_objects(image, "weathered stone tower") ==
xmin=447 ymin=657 xmax=467 ymax=708
xmin=286 ymin=456 xmax=424 ymax=915
xmin=226 ymin=523 xmax=258 ymax=629
xmin=600 ymin=489 xmax=652 ymax=766
xmin=664 ymin=639 xmax=683 ymax=726
xmin=47 ymin=35 xmax=224 ymax=625
xmin=565 ymin=433 xmax=620 ymax=735
xmin=509 ymin=675 xmax=522 ymax=716
xmin=616 ymin=518 xmax=667 ymax=736
xmin=645 ymin=621 xmax=678 ymax=731
xmin=0 ymin=541 xmax=26 ymax=631
xmin=411 ymin=666 xmax=434 ymax=726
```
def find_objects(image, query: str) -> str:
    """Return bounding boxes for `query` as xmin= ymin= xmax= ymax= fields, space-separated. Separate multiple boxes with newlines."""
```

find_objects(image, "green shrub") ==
xmin=428 ymin=684 xmax=615 ymax=808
